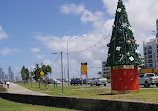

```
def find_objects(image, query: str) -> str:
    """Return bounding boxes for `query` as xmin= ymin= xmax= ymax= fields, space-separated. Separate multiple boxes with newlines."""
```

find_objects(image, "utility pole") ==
xmin=52 ymin=52 xmax=64 ymax=94
xmin=66 ymin=35 xmax=85 ymax=87
xmin=61 ymin=51 xmax=64 ymax=94
xmin=67 ymin=40 xmax=70 ymax=87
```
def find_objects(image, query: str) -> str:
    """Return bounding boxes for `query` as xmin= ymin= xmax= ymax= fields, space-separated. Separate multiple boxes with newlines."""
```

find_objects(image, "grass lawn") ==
xmin=18 ymin=83 xmax=158 ymax=103
xmin=0 ymin=87 xmax=7 ymax=92
xmin=0 ymin=97 xmax=78 ymax=111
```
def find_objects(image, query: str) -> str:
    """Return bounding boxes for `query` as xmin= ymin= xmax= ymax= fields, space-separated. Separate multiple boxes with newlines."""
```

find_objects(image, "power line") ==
xmin=35 ymin=54 xmax=61 ymax=66
xmin=88 ymin=67 xmax=102 ymax=68
xmin=65 ymin=35 xmax=110 ymax=54
xmin=49 ymin=54 xmax=61 ymax=65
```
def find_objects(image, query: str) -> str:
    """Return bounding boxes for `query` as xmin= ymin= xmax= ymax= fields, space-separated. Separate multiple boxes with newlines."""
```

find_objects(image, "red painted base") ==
xmin=111 ymin=69 xmax=139 ymax=91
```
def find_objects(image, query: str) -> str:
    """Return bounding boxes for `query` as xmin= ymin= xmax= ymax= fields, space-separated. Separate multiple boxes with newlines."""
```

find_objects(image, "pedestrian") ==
xmin=6 ymin=81 xmax=9 ymax=88
xmin=54 ymin=80 xmax=57 ymax=88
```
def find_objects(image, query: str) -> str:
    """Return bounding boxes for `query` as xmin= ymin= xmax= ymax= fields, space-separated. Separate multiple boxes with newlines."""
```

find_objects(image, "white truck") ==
xmin=90 ymin=77 xmax=107 ymax=86
xmin=139 ymin=73 xmax=158 ymax=87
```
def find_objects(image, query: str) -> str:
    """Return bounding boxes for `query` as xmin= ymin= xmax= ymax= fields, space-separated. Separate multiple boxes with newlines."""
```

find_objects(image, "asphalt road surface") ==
xmin=67 ymin=82 xmax=158 ymax=89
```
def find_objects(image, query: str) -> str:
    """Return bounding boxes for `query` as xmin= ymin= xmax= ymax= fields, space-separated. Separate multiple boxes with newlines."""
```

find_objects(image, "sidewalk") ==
xmin=5 ymin=82 xmax=48 ymax=96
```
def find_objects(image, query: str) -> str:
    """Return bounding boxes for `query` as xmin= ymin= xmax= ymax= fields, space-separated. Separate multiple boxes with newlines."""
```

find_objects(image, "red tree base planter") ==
xmin=111 ymin=65 xmax=139 ymax=94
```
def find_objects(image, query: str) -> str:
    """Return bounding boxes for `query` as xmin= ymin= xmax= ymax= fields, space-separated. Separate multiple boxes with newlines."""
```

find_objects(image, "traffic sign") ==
xmin=40 ymin=71 xmax=44 ymax=77
xmin=81 ymin=63 xmax=87 ymax=76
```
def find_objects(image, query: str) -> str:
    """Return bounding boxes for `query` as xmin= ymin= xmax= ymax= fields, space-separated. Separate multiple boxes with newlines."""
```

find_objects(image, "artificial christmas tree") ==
xmin=106 ymin=0 xmax=142 ymax=93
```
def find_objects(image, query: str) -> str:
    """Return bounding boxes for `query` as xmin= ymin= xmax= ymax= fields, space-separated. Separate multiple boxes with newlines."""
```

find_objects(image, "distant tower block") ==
xmin=156 ymin=19 xmax=158 ymax=38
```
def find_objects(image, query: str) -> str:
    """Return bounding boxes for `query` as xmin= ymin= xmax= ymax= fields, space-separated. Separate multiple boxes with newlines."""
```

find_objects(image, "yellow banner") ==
xmin=140 ymin=69 xmax=153 ymax=73
xmin=154 ymin=69 xmax=158 ymax=73
xmin=81 ymin=63 xmax=87 ymax=76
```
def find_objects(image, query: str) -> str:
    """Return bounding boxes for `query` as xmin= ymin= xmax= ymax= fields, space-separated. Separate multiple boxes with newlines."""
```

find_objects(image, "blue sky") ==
xmin=0 ymin=0 xmax=158 ymax=78
xmin=0 ymin=0 xmax=106 ymax=76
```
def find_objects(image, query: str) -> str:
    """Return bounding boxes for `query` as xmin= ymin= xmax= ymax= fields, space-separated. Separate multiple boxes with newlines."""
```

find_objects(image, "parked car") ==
xmin=64 ymin=78 xmax=71 ymax=82
xmin=139 ymin=73 xmax=158 ymax=87
xmin=70 ymin=78 xmax=82 ymax=85
xmin=0 ymin=81 xmax=4 ymax=87
xmin=90 ymin=77 xmax=107 ymax=86
xmin=52 ymin=79 xmax=61 ymax=84
xmin=47 ymin=79 xmax=53 ymax=84
xmin=56 ymin=80 xmax=61 ymax=84
xmin=83 ymin=79 xmax=91 ymax=84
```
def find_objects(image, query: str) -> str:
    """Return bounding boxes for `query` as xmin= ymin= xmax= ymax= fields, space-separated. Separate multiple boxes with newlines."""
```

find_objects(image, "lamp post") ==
xmin=29 ymin=67 xmax=33 ymax=88
xmin=67 ymin=35 xmax=86 ymax=87
xmin=52 ymin=52 xmax=64 ymax=94
xmin=67 ymin=40 xmax=70 ymax=87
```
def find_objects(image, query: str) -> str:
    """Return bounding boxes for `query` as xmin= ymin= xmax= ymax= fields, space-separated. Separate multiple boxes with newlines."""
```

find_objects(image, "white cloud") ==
xmin=34 ymin=4 xmax=115 ymax=78
xmin=81 ymin=10 xmax=104 ymax=24
xmin=101 ymin=0 xmax=158 ymax=53
xmin=0 ymin=47 xmax=19 ymax=55
xmin=34 ymin=19 xmax=112 ymax=78
xmin=102 ymin=0 xmax=158 ymax=33
xmin=36 ymin=55 xmax=45 ymax=59
xmin=31 ymin=48 xmax=40 ymax=52
xmin=28 ymin=65 xmax=35 ymax=71
xmin=35 ymin=1 xmax=158 ymax=78
xmin=43 ymin=59 xmax=53 ymax=66
xmin=0 ymin=25 xmax=8 ymax=40
xmin=60 ymin=3 xmax=105 ymax=29
xmin=60 ymin=4 xmax=85 ymax=15
xmin=35 ymin=35 xmax=67 ymax=51
xmin=102 ymin=0 xmax=117 ymax=15
xmin=125 ymin=0 xmax=158 ymax=32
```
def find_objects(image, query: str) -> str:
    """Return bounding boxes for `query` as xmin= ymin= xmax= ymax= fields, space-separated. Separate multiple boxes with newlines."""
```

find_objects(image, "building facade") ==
xmin=143 ymin=19 xmax=158 ymax=69
xmin=139 ymin=55 xmax=144 ymax=69
xmin=0 ymin=68 xmax=2 ymax=81
xmin=102 ymin=62 xmax=110 ymax=75
xmin=8 ymin=66 xmax=14 ymax=81
xmin=143 ymin=38 xmax=158 ymax=69
xmin=156 ymin=19 xmax=158 ymax=38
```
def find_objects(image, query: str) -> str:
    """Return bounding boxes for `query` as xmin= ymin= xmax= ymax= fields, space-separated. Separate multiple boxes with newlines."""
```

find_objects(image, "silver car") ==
xmin=0 ymin=81 xmax=4 ymax=87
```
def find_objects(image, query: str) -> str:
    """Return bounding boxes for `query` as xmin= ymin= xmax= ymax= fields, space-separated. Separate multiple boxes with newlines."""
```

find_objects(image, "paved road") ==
xmin=68 ymin=82 xmax=158 ymax=89
xmin=3 ymin=82 xmax=158 ymax=96
xmin=5 ymin=82 xmax=48 ymax=96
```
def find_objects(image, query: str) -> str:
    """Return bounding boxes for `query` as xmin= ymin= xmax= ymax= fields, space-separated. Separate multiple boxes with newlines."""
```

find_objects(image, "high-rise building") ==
xmin=156 ymin=19 xmax=158 ymax=38
xmin=139 ymin=55 xmax=145 ymax=69
xmin=8 ymin=66 xmax=14 ymax=81
xmin=2 ymin=71 xmax=5 ymax=81
xmin=143 ymin=38 xmax=157 ymax=69
xmin=0 ymin=68 xmax=2 ymax=81
xmin=143 ymin=19 xmax=158 ymax=69
xmin=102 ymin=62 xmax=110 ymax=75
xmin=5 ymin=74 xmax=9 ymax=80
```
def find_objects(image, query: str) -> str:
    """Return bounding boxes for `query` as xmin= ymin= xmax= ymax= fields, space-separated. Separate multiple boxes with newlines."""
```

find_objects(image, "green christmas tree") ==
xmin=106 ymin=0 xmax=142 ymax=66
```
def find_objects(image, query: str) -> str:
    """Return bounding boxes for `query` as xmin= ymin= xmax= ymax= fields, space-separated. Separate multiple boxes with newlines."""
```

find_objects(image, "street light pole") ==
xmin=52 ymin=52 xmax=64 ymax=94
xmin=67 ymin=40 xmax=70 ymax=87
xmin=66 ymin=35 xmax=85 ymax=87
xmin=61 ymin=51 xmax=64 ymax=94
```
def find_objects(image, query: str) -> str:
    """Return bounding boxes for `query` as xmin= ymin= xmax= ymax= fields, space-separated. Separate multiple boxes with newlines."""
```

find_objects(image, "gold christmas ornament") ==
xmin=136 ymin=43 xmax=139 ymax=47
xmin=126 ymin=52 xmax=130 ymax=56
xmin=108 ymin=54 xmax=111 ymax=57
xmin=112 ymin=37 xmax=115 ymax=41
xmin=127 ymin=40 xmax=131 ymax=45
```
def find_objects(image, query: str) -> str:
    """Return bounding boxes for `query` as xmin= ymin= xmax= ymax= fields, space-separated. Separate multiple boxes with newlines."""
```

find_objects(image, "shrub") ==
xmin=0 ymin=87 xmax=7 ymax=92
